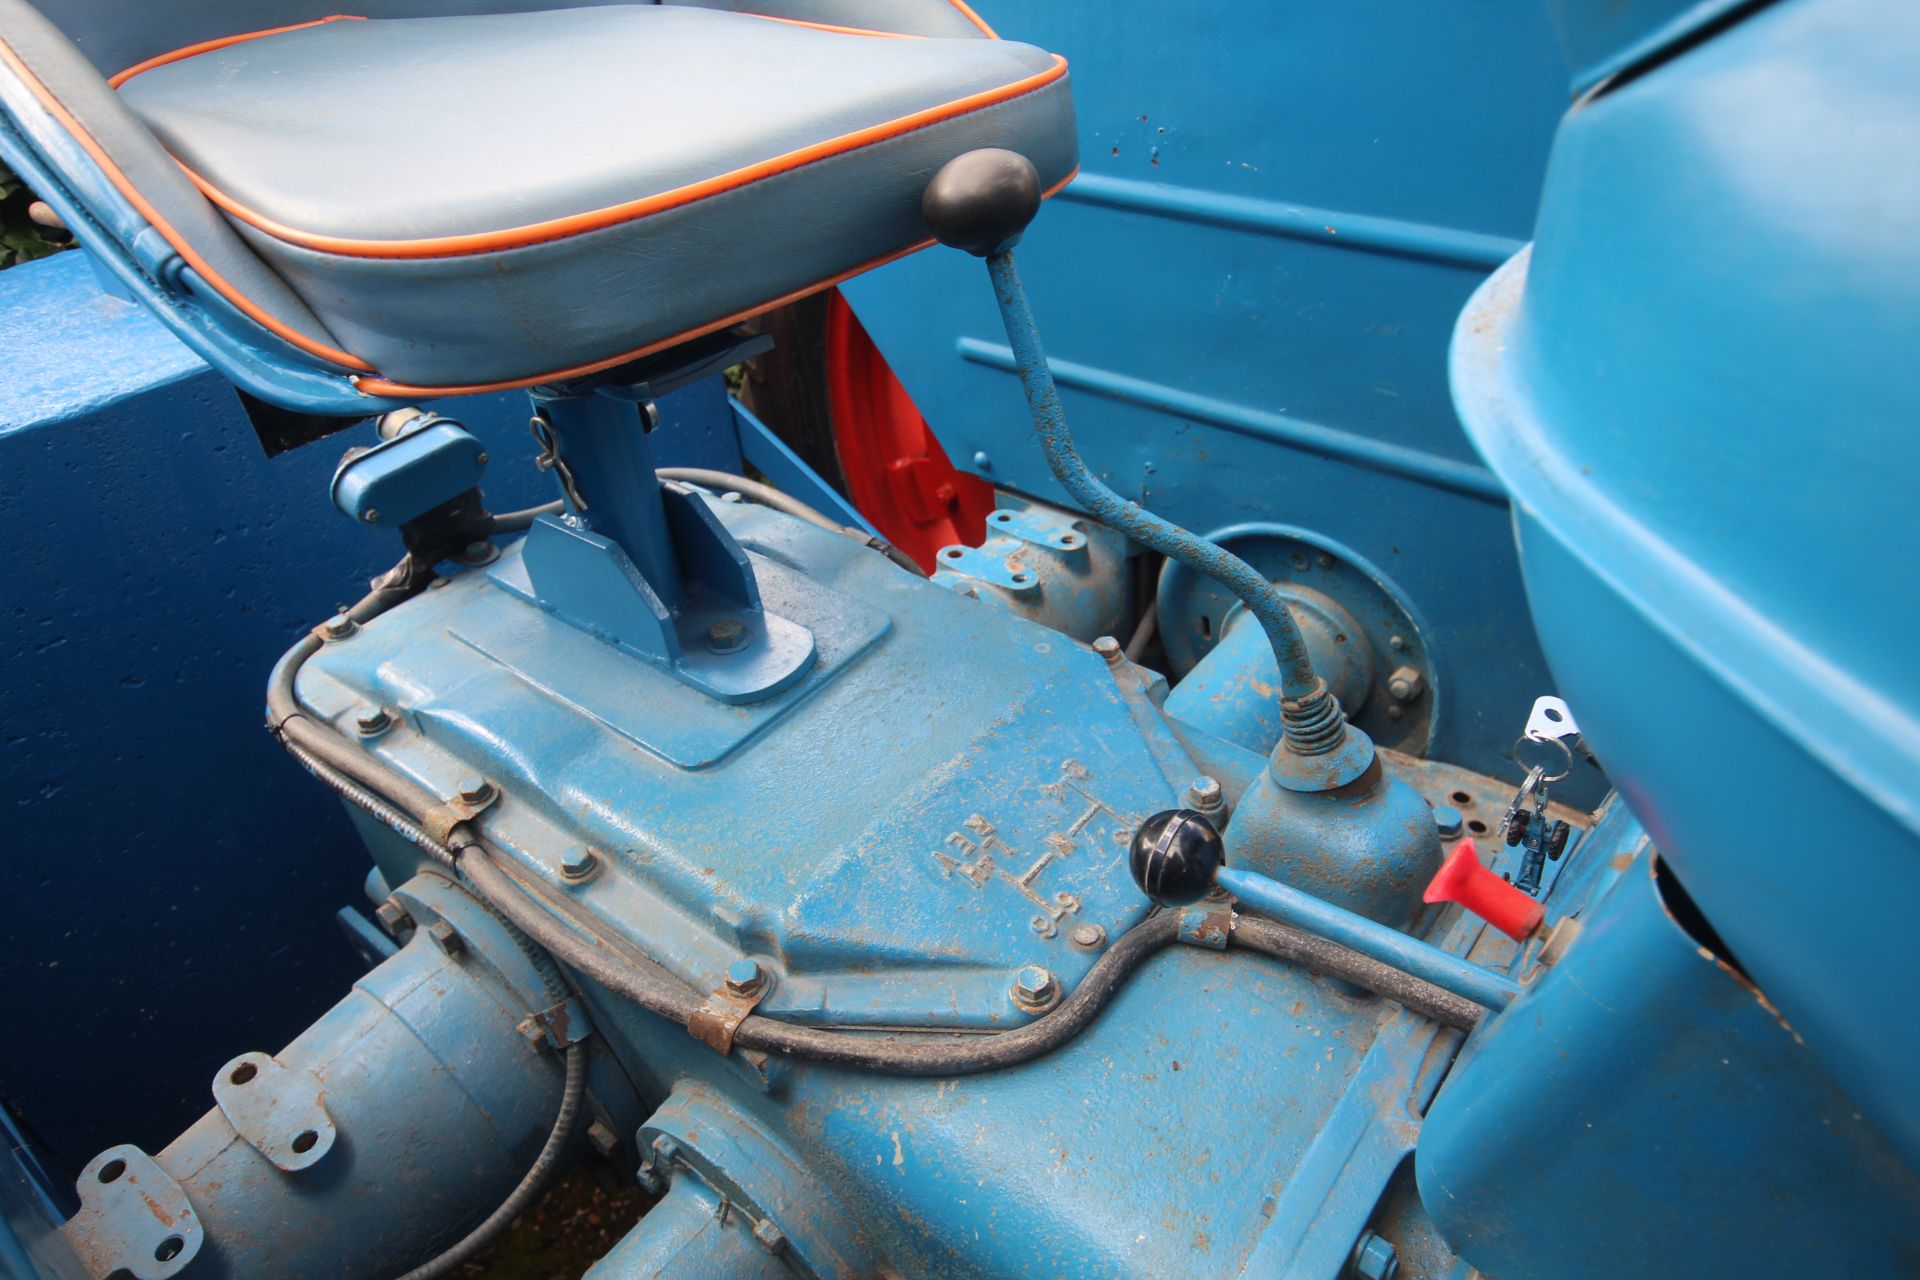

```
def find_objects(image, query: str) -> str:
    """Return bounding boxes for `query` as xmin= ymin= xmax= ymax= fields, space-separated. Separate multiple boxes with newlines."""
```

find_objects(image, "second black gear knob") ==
xmin=1129 ymin=809 xmax=1226 ymax=907
xmin=923 ymin=148 xmax=1042 ymax=257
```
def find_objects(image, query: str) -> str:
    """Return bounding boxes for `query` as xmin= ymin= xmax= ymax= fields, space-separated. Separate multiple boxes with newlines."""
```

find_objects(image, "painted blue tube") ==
xmin=1217 ymin=865 xmax=1521 ymax=1010
xmin=984 ymin=250 xmax=1322 ymax=703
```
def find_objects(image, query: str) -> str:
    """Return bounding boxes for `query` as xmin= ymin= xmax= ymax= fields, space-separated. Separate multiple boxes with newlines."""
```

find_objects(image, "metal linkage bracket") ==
xmin=59 ymin=1145 xmax=203 ymax=1279
xmin=211 ymin=1052 xmax=338 ymax=1172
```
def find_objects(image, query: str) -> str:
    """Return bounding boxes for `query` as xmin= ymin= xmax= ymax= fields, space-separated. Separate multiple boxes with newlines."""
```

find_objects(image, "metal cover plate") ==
xmin=59 ymin=1145 xmax=202 ymax=1280
xmin=211 ymin=1051 xmax=337 ymax=1172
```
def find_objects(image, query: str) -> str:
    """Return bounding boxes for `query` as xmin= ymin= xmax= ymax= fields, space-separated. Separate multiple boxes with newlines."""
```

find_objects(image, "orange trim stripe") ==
xmin=946 ymin=0 xmax=998 ymax=38
xmin=353 ymin=165 xmax=1078 ymax=398
xmin=0 ymin=33 xmax=372 ymax=371
xmin=748 ymin=14 xmax=918 ymax=38
xmin=107 ymin=15 xmax=365 ymax=89
xmin=173 ymin=53 xmax=1068 ymax=260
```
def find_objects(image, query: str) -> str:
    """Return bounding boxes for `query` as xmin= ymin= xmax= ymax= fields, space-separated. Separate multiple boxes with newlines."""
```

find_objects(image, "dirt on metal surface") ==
xmin=467 ymin=1168 xmax=651 ymax=1279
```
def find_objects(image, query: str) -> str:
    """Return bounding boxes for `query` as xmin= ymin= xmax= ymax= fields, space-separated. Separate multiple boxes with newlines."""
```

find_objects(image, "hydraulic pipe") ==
xmin=1217 ymin=865 xmax=1521 ymax=1010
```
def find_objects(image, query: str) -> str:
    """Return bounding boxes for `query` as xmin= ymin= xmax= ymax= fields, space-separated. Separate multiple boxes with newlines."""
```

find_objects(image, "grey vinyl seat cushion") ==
xmin=105 ymin=4 xmax=1075 ymax=391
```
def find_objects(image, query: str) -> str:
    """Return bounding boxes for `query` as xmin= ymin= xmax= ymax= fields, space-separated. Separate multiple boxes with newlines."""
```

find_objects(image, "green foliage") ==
xmin=0 ymin=158 xmax=71 ymax=268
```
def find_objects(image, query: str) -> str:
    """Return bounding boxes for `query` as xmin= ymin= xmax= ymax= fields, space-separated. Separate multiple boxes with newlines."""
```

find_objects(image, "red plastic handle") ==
xmin=1423 ymin=838 xmax=1545 ymax=941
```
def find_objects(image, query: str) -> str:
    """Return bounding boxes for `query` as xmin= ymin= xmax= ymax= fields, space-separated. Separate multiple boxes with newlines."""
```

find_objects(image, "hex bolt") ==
xmin=320 ymin=612 xmax=357 ymax=641
xmin=1011 ymin=965 xmax=1058 ymax=1012
xmin=1069 ymin=923 xmax=1107 ymax=951
xmin=706 ymin=617 xmax=748 ymax=654
xmin=651 ymin=1135 xmax=681 ymax=1165
xmin=456 ymin=774 xmax=495 ymax=805
xmin=1386 ymin=666 xmax=1425 ymax=702
xmin=636 ymin=1163 xmax=667 ymax=1196
xmin=1431 ymin=804 xmax=1464 ymax=839
xmin=373 ymin=900 xmax=413 ymax=938
xmin=360 ymin=509 xmax=381 ymax=525
xmin=725 ymin=958 xmax=768 ymax=997
xmin=1349 ymin=1232 xmax=1400 ymax=1280
xmin=560 ymin=845 xmax=599 ymax=882
xmin=354 ymin=707 xmax=392 ymax=738
xmin=427 ymin=919 xmax=465 ymax=957
xmin=1092 ymin=636 xmax=1125 ymax=666
xmin=586 ymin=1119 xmax=620 ymax=1158
xmin=1186 ymin=775 xmax=1224 ymax=813
xmin=752 ymin=1218 xmax=787 ymax=1254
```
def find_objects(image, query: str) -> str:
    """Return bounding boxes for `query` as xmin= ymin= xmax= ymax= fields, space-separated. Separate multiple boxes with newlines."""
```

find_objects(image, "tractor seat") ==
xmin=0 ymin=1 xmax=1075 ymax=397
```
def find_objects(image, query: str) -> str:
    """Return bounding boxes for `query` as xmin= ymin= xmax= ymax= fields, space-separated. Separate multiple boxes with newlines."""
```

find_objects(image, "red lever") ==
xmin=1424 ymin=839 xmax=1545 ymax=941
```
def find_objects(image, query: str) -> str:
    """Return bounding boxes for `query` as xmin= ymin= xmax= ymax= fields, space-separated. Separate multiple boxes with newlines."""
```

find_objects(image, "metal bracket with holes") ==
xmin=59 ymin=1145 xmax=203 ymax=1279
xmin=212 ymin=1052 xmax=338 ymax=1172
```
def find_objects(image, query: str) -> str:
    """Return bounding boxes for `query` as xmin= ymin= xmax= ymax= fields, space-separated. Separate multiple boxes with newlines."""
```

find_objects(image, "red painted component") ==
xmin=1424 ymin=839 xmax=1546 ymax=941
xmin=825 ymin=290 xmax=994 ymax=571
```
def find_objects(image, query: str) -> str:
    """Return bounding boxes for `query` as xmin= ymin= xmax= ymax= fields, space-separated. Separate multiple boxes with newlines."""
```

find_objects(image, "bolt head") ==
xmin=427 ymin=919 xmax=464 ymax=956
xmin=1068 ymin=923 xmax=1107 ymax=950
xmin=706 ymin=616 xmax=748 ymax=654
xmin=320 ymin=612 xmax=357 ymax=640
xmin=373 ymin=900 xmax=412 ymax=938
xmin=456 ymin=775 xmax=494 ymax=805
xmin=1386 ymin=665 xmax=1424 ymax=702
xmin=1092 ymin=636 xmax=1124 ymax=664
xmin=1350 ymin=1232 xmax=1399 ymax=1280
xmin=560 ymin=844 xmax=599 ymax=882
xmin=1431 ymin=804 xmax=1464 ymax=838
xmin=354 ymin=707 xmax=392 ymax=737
xmin=1011 ymin=964 xmax=1058 ymax=1010
xmin=1186 ymin=776 xmax=1224 ymax=810
xmin=752 ymin=1218 xmax=787 ymax=1253
xmin=586 ymin=1119 xmax=620 ymax=1158
xmin=725 ymin=958 xmax=767 ymax=997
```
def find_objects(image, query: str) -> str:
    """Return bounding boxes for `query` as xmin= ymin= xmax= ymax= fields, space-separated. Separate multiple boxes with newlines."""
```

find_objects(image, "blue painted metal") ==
xmin=1450 ymin=0 xmax=1920 ymax=1169
xmin=1159 ymin=523 xmax=1441 ymax=759
xmin=59 ymin=872 xmax=628 ymax=1280
xmin=0 ymin=250 xmax=730 ymax=1185
xmin=0 ymin=117 xmax=388 ymax=416
xmin=1217 ymin=866 xmax=1520 ymax=1011
xmin=840 ymin=0 xmax=1579 ymax=792
xmin=328 ymin=417 xmax=489 ymax=528
xmin=729 ymin=398 xmax=877 ymax=536
xmin=931 ymin=494 xmax=1134 ymax=642
xmin=503 ymin=392 xmax=817 ymax=704
xmin=1419 ymin=810 xmax=1920 ymax=1275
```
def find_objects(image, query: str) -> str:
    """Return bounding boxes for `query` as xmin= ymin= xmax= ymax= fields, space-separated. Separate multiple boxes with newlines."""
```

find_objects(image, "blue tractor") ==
xmin=1 ymin=1 xmax=1916 ymax=1276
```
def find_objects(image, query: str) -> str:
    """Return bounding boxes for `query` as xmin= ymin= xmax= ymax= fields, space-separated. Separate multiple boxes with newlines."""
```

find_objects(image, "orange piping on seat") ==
xmin=171 ymin=53 xmax=1069 ymax=259
xmin=946 ymin=0 xmax=998 ymax=38
xmin=108 ymin=16 xmax=365 ymax=89
xmin=353 ymin=165 xmax=1078 ymax=398
xmin=0 ymin=34 xmax=373 ymax=371
xmin=743 ymin=15 xmax=919 ymax=38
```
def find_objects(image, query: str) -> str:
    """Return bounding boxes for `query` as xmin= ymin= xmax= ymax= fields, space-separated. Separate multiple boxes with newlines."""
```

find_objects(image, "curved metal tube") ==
xmin=986 ymin=250 xmax=1321 ymax=702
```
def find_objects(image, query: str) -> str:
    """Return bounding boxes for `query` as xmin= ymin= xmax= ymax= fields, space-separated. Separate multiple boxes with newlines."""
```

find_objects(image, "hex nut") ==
xmin=706 ymin=617 xmax=747 ymax=654
xmin=1386 ymin=665 xmax=1424 ymax=702
xmin=373 ymin=900 xmax=413 ymax=938
xmin=725 ymin=958 xmax=767 ymax=997
xmin=1011 ymin=965 xmax=1058 ymax=1012
xmin=1186 ymin=776 xmax=1224 ymax=811
xmin=1350 ymin=1233 xmax=1400 ymax=1280
xmin=586 ymin=1119 xmax=620 ymax=1158
xmin=427 ymin=919 xmax=465 ymax=957
xmin=560 ymin=845 xmax=599 ymax=882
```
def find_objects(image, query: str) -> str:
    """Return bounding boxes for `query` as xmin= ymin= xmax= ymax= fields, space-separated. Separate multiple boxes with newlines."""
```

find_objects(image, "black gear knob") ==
xmin=923 ymin=148 xmax=1042 ymax=257
xmin=1128 ymin=809 xmax=1226 ymax=907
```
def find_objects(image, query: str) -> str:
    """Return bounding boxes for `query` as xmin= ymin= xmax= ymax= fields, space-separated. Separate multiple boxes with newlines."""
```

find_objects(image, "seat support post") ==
xmin=531 ymin=392 xmax=685 ymax=606
xmin=488 ymin=387 xmax=816 ymax=705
